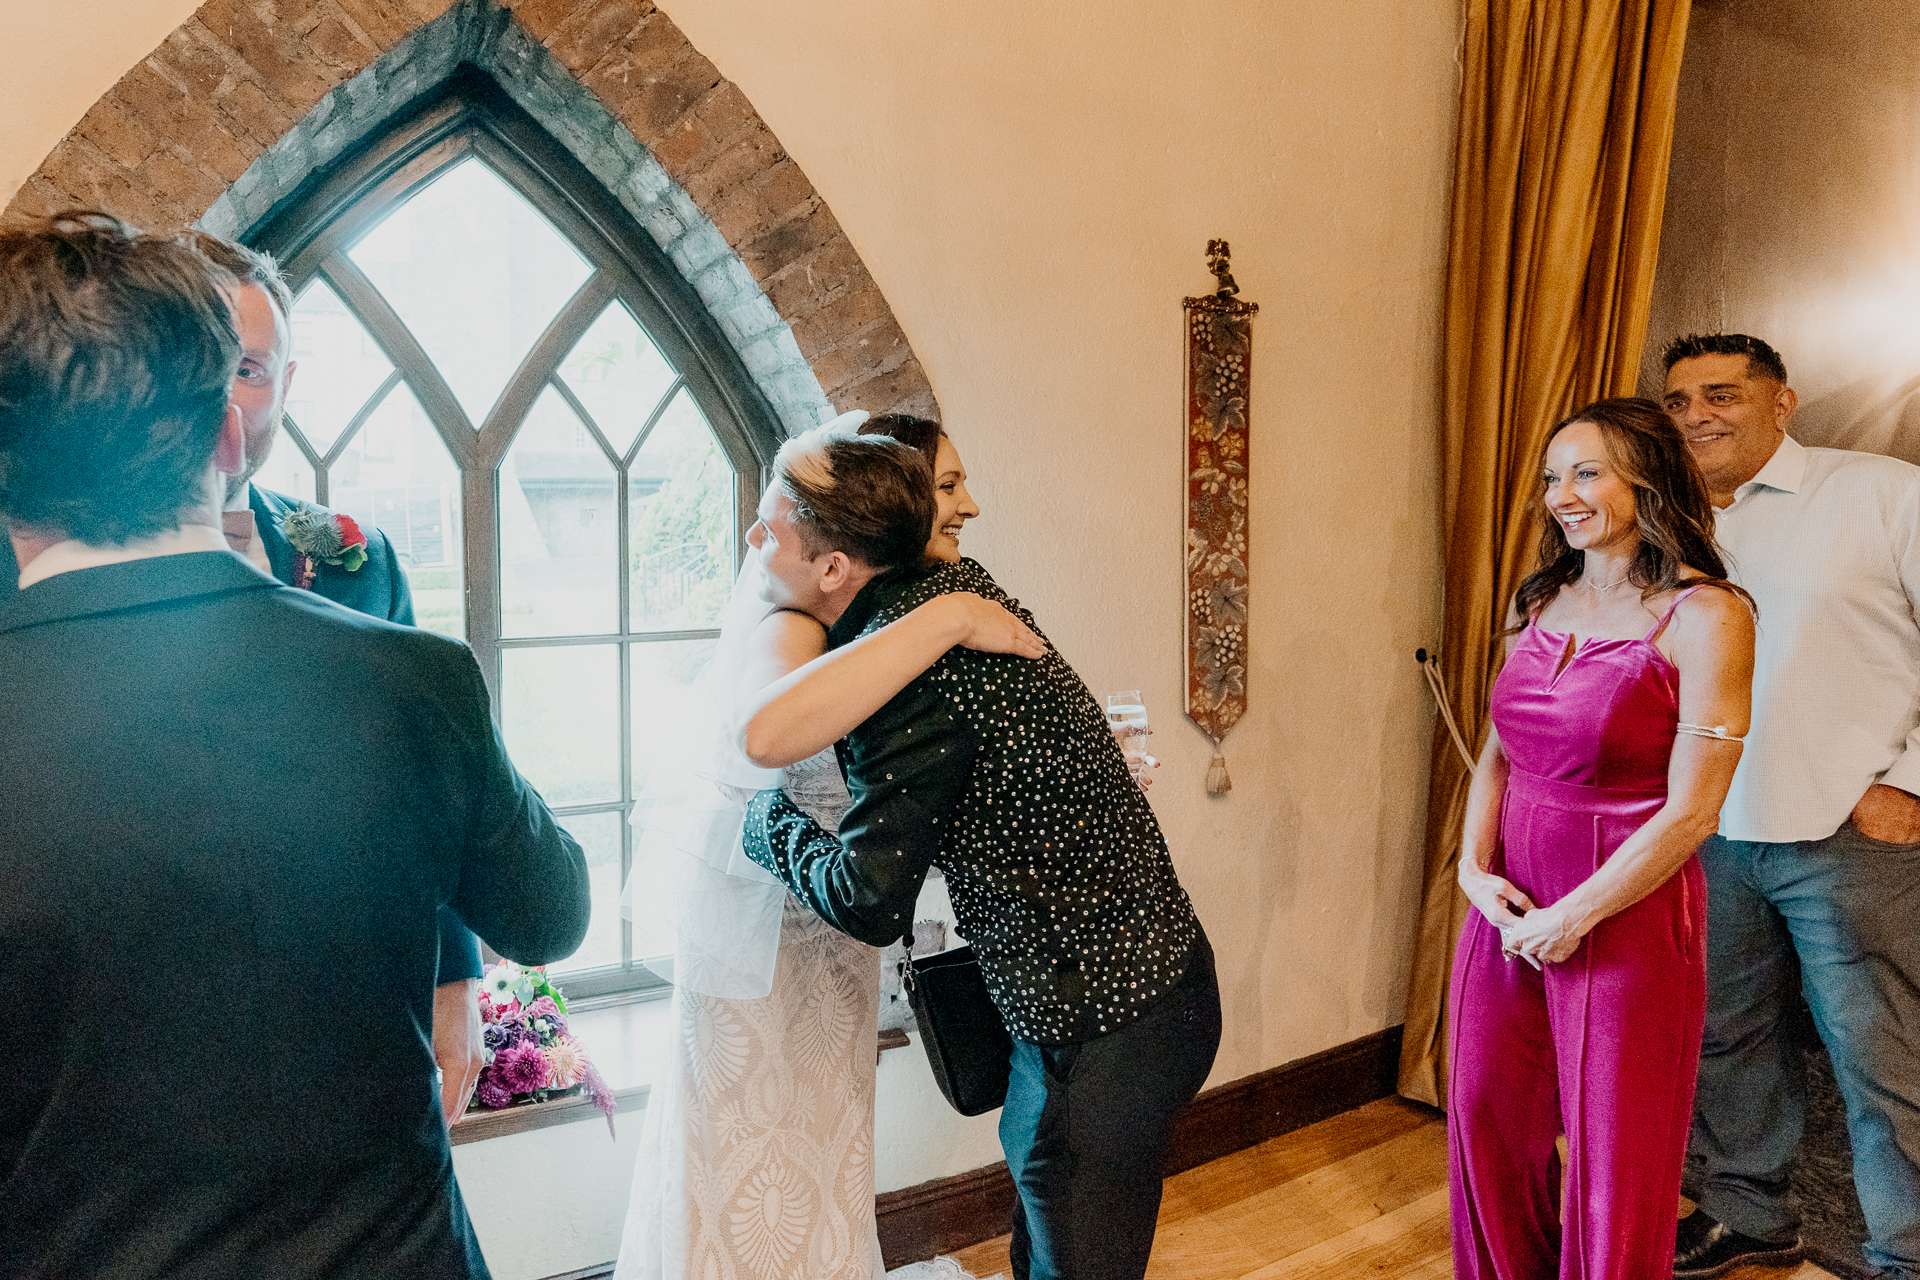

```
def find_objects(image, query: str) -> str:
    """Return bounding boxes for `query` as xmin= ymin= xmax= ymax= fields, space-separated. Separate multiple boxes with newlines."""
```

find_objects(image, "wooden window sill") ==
xmin=451 ymin=1084 xmax=649 ymax=1145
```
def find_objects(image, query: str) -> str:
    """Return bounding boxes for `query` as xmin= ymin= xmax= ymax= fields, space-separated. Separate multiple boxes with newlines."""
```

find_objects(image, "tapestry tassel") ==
xmin=1205 ymin=744 xmax=1232 ymax=797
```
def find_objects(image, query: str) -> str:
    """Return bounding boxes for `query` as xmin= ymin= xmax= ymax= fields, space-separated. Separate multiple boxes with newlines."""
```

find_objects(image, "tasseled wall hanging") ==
xmin=1183 ymin=240 xmax=1256 ymax=797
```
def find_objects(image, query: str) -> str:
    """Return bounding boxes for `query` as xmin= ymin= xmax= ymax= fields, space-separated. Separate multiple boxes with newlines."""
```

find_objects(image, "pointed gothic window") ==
xmin=250 ymin=80 xmax=782 ymax=998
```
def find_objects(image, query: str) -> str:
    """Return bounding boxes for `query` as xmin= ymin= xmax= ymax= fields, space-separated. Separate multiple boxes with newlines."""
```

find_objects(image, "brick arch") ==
xmin=2 ymin=0 xmax=935 ymax=430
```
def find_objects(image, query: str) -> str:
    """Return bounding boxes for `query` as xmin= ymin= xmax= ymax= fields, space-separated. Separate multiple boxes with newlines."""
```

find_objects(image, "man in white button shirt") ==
xmin=1661 ymin=333 xmax=1920 ymax=1280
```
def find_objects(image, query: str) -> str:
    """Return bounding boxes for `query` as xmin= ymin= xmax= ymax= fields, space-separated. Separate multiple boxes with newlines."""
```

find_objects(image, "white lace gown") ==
xmin=616 ymin=749 xmax=887 ymax=1280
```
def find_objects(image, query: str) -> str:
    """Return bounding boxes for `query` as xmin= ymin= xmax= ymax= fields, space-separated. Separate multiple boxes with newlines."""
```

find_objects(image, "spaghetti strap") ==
xmin=1642 ymin=584 xmax=1705 ymax=643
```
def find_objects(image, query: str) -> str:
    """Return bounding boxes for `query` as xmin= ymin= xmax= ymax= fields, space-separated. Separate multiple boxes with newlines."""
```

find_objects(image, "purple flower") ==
xmin=483 ymin=1016 xmax=532 ymax=1052
xmin=474 ymin=1074 xmax=514 ymax=1110
xmin=496 ymin=1043 xmax=551 ymax=1094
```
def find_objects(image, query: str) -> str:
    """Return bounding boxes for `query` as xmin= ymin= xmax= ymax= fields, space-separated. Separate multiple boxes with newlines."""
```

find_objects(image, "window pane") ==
xmin=557 ymin=300 xmax=679 ymax=458
xmin=501 ymin=644 xmax=620 ymax=806
xmin=629 ymin=637 xmax=718 ymax=799
xmin=286 ymin=277 xmax=396 ymax=458
xmin=326 ymin=383 xmax=464 ymax=637
xmin=545 ymin=810 xmax=624 ymax=977
xmin=501 ymin=388 xmax=617 ymax=639
xmin=251 ymin=426 xmax=316 ymax=505
xmin=629 ymin=390 xmax=735 ymax=632
xmin=348 ymin=157 xmax=592 ymax=428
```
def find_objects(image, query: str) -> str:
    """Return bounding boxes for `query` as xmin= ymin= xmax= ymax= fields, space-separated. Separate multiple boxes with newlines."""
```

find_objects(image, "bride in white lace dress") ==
xmin=618 ymin=746 xmax=884 ymax=1279
xmin=616 ymin=414 xmax=1038 ymax=1280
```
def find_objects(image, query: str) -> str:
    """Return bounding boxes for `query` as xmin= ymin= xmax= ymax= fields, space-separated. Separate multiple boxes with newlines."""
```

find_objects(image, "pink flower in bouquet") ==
xmin=543 ymin=1035 xmax=587 ymax=1089
xmin=474 ymin=1076 xmax=514 ymax=1110
xmin=527 ymin=995 xmax=564 ymax=1023
xmin=496 ymin=1043 xmax=550 ymax=1094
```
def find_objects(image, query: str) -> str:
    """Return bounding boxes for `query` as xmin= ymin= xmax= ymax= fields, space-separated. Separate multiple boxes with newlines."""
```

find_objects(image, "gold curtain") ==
xmin=1397 ymin=0 xmax=1692 ymax=1106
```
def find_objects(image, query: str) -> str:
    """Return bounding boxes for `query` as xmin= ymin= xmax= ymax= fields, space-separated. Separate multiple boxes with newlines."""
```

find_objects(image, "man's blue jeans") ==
xmin=999 ymin=930 xmax=1221 ymax=1280
xmin=1692 ymin=827 xmax=1920 ymax=1279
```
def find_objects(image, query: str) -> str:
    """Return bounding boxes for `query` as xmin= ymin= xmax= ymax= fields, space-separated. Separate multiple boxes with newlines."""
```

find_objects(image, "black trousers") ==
xmin=999 ymin=929 xmax=1222 ymax=1280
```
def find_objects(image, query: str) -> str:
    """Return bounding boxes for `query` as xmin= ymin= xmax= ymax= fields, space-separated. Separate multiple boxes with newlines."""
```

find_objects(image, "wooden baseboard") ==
xmin=541 ymin=1024 xmax=1406 ymax=1279
xmin=873 ymin=1024 xmax=1405 ymax=1269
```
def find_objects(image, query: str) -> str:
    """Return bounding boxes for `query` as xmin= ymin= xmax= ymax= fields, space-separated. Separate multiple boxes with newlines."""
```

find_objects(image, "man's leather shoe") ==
xmin=1673 ymin=1210 xmax=1804 ymax=1279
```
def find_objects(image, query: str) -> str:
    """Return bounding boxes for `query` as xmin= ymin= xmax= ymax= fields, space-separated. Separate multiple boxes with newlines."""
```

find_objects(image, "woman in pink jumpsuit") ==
xmin=1449 ymin=398 xmax=1755 ymax=1280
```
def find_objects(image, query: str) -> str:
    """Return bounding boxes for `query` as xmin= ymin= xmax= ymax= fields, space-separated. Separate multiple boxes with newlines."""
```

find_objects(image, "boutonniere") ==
xmin=282 ymin=506 xmax=368 ymax=590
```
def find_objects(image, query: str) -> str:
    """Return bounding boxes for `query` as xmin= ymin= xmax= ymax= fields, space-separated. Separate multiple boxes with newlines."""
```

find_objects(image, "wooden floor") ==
xmin=947 ymin=1098 xmax=1841 ymax=1280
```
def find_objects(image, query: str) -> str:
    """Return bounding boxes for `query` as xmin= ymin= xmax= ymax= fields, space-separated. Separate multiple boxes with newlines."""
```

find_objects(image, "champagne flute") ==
xmin=1107 ymin=691 xmax=1155 ymax=788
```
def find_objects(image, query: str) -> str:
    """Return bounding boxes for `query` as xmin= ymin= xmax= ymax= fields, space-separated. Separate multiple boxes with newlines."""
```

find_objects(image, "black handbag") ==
xmin=901 ymin=943 xmax=1013 ymax=1116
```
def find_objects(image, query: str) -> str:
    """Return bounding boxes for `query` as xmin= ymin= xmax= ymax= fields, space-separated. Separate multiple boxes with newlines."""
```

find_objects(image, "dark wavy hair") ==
xmin=1512 ymin=397 xmax=1751 ymax=624
xmin=859 ymin=413 xmax=945 ymax=463
xmin=1660 ymin=332 xmax=1788 ymax=384
xmin=0 ymin=210 xmax=240 ymax=543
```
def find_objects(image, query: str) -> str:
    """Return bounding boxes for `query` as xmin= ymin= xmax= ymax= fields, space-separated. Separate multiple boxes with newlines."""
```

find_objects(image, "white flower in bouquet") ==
xmin=483 ymin=962 xmax=525 ymax=1005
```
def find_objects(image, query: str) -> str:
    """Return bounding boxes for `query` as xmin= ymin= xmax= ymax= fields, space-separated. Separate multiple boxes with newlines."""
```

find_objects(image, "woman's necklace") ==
xmin=1583 ymin=570 xmax=1632 ymax=593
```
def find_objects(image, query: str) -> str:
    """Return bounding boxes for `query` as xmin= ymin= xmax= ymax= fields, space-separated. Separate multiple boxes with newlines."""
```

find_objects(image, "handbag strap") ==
xmin=898 ymin=933 xmax=919 ymax=993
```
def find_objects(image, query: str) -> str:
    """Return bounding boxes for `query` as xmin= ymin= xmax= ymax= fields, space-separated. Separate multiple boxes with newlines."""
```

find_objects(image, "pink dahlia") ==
xmin=543 ymin=1035 xmax=587 ymax=1089
xmin=496 ymin=1043 xmax=550 ymax=1094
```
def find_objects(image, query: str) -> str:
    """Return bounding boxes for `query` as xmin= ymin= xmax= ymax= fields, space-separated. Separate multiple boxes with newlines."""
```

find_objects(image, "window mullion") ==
xmin=320 ymin=369 xmax=404 ymax=469
xmin=319 ymin=254 xmax=479 ymax=468
xmin=463 ymin=466 xmax=503 ymax=708
xmin=473 ymin=271 xmax=617 ymax=461
xmin=621 ymin=375 xmax=686 ymax=468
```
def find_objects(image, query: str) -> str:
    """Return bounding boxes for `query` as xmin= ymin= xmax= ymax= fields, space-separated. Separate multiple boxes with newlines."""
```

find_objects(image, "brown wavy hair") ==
xmin=0 ymin=210 xmax=240 ymax=544
xmin=1511 ymin=397 xmax=1751 ymax=625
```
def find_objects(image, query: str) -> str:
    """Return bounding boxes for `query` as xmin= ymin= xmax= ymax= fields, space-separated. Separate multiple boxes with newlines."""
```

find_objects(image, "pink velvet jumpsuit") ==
xmin=1448 ymin=591 xmax=1708 ymax=1280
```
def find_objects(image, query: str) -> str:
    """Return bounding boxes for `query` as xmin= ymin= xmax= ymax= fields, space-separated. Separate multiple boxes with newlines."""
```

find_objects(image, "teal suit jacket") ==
xmin=2 ymin=493 xmax=485 ymax=983
xmin=0 ymin=552 xmax=587 ymax=1277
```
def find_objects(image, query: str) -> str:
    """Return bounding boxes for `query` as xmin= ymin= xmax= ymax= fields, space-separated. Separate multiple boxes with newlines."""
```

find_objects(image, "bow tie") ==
xmin=221 ymin=509 xmax=256 ymax=555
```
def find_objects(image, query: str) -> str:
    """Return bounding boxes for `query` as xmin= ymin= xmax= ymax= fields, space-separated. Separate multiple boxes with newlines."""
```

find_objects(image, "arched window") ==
xmin=249 ymin=73 xmax=783 ymax=999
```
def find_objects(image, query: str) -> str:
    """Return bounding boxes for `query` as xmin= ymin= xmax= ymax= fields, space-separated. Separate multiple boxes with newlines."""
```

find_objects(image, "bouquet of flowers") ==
xmin=468 ymin=960 xmax=617 ymax=1136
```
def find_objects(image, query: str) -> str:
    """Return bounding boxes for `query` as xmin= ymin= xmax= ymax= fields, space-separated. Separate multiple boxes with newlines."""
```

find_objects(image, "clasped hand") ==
xmin=1459 ymin=862 xmax=1585 ymax=966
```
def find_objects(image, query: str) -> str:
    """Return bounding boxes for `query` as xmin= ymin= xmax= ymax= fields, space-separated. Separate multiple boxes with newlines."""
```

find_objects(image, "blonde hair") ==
xmin=771 ymin=419 xmax=861 ymax=500
xmin=769 ymin=419 xmax=935 ymax=570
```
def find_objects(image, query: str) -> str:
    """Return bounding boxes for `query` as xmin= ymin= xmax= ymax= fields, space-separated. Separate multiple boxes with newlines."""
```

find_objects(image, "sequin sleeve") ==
xmin=743 ymin=667 xmax=980 ymax=947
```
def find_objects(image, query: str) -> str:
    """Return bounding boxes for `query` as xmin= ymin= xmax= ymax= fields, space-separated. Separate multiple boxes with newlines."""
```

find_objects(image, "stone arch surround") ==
xmin=3 ymin=0 xmax=936 ymax=430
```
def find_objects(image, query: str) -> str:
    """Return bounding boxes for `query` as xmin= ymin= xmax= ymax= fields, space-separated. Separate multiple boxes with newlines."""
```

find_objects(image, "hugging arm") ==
xmin=745 ymin=658 xmax=980 ymax=945
xmin=740 ymin=592 xmax=1042 ymax=769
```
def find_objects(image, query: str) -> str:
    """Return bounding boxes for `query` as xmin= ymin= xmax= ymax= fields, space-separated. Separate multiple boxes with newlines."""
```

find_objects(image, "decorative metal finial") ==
xmin=1206 ymin=239 xmax=1239 ymax=297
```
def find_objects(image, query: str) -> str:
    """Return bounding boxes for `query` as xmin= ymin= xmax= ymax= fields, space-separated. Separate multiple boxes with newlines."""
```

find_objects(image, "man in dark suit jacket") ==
xmin=0 ymin=212 xmax=590 ymax=1278
xmin=0 ymin=232 xmax=494 ymax=1123
xmin=190 ymin=232 xmax=488 ymax=1122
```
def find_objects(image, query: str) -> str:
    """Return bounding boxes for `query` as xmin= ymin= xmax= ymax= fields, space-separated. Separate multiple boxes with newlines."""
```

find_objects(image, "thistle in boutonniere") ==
xmin=282 ymin=507 xmax=369 ymax=589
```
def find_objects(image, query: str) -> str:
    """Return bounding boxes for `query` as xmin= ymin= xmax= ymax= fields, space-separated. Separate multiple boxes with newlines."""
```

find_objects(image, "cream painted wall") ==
xmin=0 ymin=0 xmax=1458 ymax=1236
xmin=658 ymin=0 xmax=1459 ymax=1080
